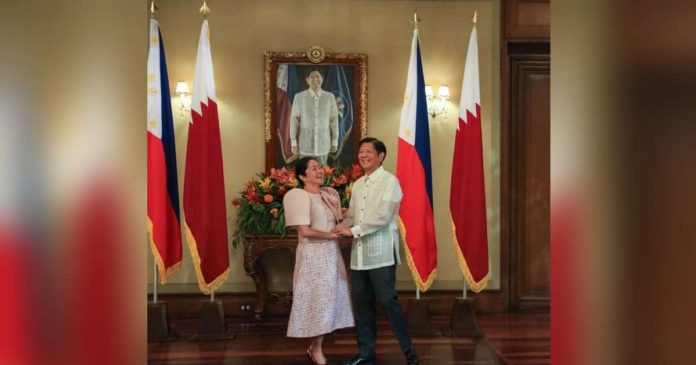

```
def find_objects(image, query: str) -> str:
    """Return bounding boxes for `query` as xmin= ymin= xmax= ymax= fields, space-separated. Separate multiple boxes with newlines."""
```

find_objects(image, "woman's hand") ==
xmin=333 ymin=224 xmax=352 ymax=237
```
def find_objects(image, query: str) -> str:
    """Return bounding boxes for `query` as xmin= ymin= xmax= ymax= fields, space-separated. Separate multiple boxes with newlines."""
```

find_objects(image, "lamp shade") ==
xmin=175 ymin=81 xmax=190 ymax=95
xmin=437 ymin=85 xmax=450 ymax=99
xmin=424 ymin=85 xmax=434 ymax=98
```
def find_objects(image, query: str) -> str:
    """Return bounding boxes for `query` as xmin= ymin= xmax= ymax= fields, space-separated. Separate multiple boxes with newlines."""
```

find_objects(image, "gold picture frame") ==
xmin=264 ymin=47 xmax=367 ymax=169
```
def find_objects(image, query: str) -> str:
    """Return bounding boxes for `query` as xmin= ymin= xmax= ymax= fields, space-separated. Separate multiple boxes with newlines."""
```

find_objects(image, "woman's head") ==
xmin=295 ymin=156 xmax=323 ymax=187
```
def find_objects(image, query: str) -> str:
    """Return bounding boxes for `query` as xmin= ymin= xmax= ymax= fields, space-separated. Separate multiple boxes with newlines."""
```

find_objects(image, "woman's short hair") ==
xmin=295 ymin=156 xmax=318 ymax=187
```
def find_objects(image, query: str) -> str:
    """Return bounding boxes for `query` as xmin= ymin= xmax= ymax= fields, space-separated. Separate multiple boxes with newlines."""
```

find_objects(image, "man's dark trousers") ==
xmin=350 ymin=264 xmax=413 ymax=359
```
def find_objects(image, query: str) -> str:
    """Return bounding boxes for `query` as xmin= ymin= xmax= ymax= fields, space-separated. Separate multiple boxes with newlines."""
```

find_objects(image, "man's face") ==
xmin=306 ymin=71 xmax=323 ymax=89
xmin=358 ymin=142 xmax=384 ymax=172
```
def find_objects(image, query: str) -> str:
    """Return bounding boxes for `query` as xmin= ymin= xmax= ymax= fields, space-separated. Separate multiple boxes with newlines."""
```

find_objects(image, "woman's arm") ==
xmin=296 ymin=225 xmax=338 ymax=240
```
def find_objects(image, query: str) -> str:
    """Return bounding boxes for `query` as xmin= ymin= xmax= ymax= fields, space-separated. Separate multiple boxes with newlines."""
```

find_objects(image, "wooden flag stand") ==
xmin=148 ymin=301 xmax=177 ymax=342
xmin=195 ymin=293 xmax=235 ymax=340
xmin=148 ymin=265 xmax=177 ymax=342
xmin=405 ymin=290 xmax=440 ymax=337
xmin=449 ymin=296 xmax=483 ymax=338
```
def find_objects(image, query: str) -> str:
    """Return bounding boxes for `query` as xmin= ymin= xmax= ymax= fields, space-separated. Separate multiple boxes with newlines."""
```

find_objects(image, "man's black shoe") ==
xmin=342 ymin=355 xmax=375 ymax=365
xmin=405 ymin=349 xmax=420 ymax=365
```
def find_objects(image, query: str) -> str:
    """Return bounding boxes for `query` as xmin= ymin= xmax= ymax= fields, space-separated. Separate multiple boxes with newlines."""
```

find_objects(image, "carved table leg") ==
xmin=244 ymin=240 xmax=268 ymax=321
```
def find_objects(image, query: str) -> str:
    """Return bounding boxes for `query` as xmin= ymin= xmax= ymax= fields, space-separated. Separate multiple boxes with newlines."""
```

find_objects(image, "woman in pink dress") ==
xmin=283 ymin=156 xmax=354 ymax=365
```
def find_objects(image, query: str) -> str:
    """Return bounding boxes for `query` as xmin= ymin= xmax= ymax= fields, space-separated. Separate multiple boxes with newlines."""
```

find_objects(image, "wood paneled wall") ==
xmin=500 ymin=0 xmax=550 ymax=312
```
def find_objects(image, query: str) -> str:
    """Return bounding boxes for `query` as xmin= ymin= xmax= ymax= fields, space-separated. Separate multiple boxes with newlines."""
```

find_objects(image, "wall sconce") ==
xmin=425 ymin=85 xmax=450 ymax=118
xmin=175 ymin=81 xmax=191 ymax=118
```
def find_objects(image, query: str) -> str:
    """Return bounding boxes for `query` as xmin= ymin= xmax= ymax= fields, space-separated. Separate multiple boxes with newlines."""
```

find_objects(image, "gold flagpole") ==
xmin=200 ymin=1 xmax=211 ymax=17
xmin=150 ymin=1 xmax=157 ymax=19
xmin=411 ymin=12 xmax=421 ymax=29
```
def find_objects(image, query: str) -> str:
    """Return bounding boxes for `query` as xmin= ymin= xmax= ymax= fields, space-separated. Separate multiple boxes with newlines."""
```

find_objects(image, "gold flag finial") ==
xmin=472 ymin=11 xmax=478 ymax=24
xmin=150 ymin=1 xmax=157 ymax=18
xmin=411 ymin=12 xmax=421 ymax=29
xmin=200 ymin=1 xmax=211 ymax=16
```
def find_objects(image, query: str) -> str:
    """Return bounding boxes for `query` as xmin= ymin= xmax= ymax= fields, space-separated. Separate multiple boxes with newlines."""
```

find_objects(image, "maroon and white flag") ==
xmin=450 ymin=21 xmax=489 ymax=293
xmin=183 ymin=20 xmax=229 ymax=294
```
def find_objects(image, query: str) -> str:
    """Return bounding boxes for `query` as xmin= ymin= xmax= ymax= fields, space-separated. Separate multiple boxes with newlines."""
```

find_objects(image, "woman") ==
xmin=283 ymin=156 xmax=354 ymax=365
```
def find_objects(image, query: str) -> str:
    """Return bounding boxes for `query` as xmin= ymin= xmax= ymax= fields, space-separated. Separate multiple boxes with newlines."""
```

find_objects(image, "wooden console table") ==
xmin=243 ymin=234 xmax=297 ymax=320
xmin=243 ymin=234 xmax=351 ymax=320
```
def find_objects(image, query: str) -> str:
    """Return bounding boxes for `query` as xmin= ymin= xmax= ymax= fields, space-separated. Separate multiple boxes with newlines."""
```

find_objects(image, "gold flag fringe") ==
xmin=398 ymin=218 xmax=437 ymax=292
xmin=147 ymin=218 xmax=182 ymax=284
xmin=450 ymin=217 xmax=489 ymax=293
xmin=184 ymin=222 xmax=229 ymax=295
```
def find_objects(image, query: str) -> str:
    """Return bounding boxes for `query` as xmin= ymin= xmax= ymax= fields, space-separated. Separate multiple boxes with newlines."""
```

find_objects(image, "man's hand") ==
xmin=333 ymin=224 xmax=352 ymax=236
xmin=292 ymin=147 xmax=299 ymax=155
xmin=330 ymin=146 xmax=337 ymax=153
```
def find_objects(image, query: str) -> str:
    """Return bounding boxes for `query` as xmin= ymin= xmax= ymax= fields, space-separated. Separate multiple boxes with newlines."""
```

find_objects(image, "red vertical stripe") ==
xmin=0 ymin=230 xmax=36 ymax=365
xmin=551 ymin=194 xmax=583 ymax=365
xmin=276 ymin=88 xmax=293 ymax=160
xmin=147 ymin=132 xmax=182 ymax=280
xmin=397 ymin=139 xmax=438 ymax=290
xmin=184 ymin=98 xmax=229 ymax=292
xmin=450 ymin=105 xmax=489 ymax=291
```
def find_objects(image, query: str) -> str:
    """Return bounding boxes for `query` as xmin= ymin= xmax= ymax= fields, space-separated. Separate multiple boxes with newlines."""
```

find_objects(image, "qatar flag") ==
xmin=396 ymin=28 xmax=438 ymax=292
xmin=183 ymin=20 xmax=229 ymax=294
xmin=450 ymin=22 xmax=489 ymax=293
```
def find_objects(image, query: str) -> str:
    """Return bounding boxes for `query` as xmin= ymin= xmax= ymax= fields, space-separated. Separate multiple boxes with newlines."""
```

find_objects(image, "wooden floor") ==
xmin=148 ymin=312 xmax=549 ymax=364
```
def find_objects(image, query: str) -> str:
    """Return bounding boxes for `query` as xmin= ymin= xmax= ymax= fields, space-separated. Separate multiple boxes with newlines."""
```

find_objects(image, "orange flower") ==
xmin=332 ymin=174 xmax=348 ymax=186
xmin=322 ymin=165 xmax=334 ymax=176
xmin=349 ymin=163 xmax=364 ymax=179
xmin=269 ymin=208 xmax=279 ymax=218
xmin=263 ymin=194 xmax=274 ymax=203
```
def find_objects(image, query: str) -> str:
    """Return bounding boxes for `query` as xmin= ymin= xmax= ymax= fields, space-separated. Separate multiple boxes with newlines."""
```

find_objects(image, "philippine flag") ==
xmin=396 ymin=27 xmax=438 ymax=292
xmin=147 ymin=19 xmax=182 ymax=283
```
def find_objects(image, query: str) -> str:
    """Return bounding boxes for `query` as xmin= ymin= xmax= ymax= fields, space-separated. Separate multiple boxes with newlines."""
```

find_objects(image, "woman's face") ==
xmin=301 ymin=159 xmax=324 ymax=186
xmin=306 ymin=71 xmax=323 ymax=89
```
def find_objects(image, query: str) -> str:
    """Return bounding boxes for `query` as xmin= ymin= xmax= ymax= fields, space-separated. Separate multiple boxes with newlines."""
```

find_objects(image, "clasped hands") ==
xmin=333 ymin=223 xmax=352 ymax=237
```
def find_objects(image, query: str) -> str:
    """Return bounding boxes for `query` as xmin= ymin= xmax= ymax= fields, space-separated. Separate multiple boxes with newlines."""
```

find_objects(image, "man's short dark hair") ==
xmin=359 ymin=137 xmax=387 ymax=160
xmin=305 ymin=68 xmax=323 ymax=79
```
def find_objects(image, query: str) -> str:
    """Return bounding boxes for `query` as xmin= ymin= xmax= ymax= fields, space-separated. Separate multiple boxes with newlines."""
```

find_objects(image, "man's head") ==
xmin=358 ymin=137 xmax=386 ymax=174
xmin=305 ymin=69 xmax=324 ymax=91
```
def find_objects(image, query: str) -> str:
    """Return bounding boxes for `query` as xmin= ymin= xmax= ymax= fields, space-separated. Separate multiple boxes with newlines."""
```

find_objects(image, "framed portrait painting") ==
xmin=264 ymin=46 xmax=367 ymax=169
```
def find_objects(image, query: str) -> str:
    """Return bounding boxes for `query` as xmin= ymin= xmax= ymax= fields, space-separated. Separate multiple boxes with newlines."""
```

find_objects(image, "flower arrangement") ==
xmin=231 ymin=163 xmax=364 ymax=247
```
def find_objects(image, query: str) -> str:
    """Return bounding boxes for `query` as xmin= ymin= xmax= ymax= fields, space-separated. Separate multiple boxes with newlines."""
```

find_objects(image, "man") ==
xmin=290 ymin=69 xmax=339 ymax=165
xmin=335 ymin=137 xmax=420 ymax=365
